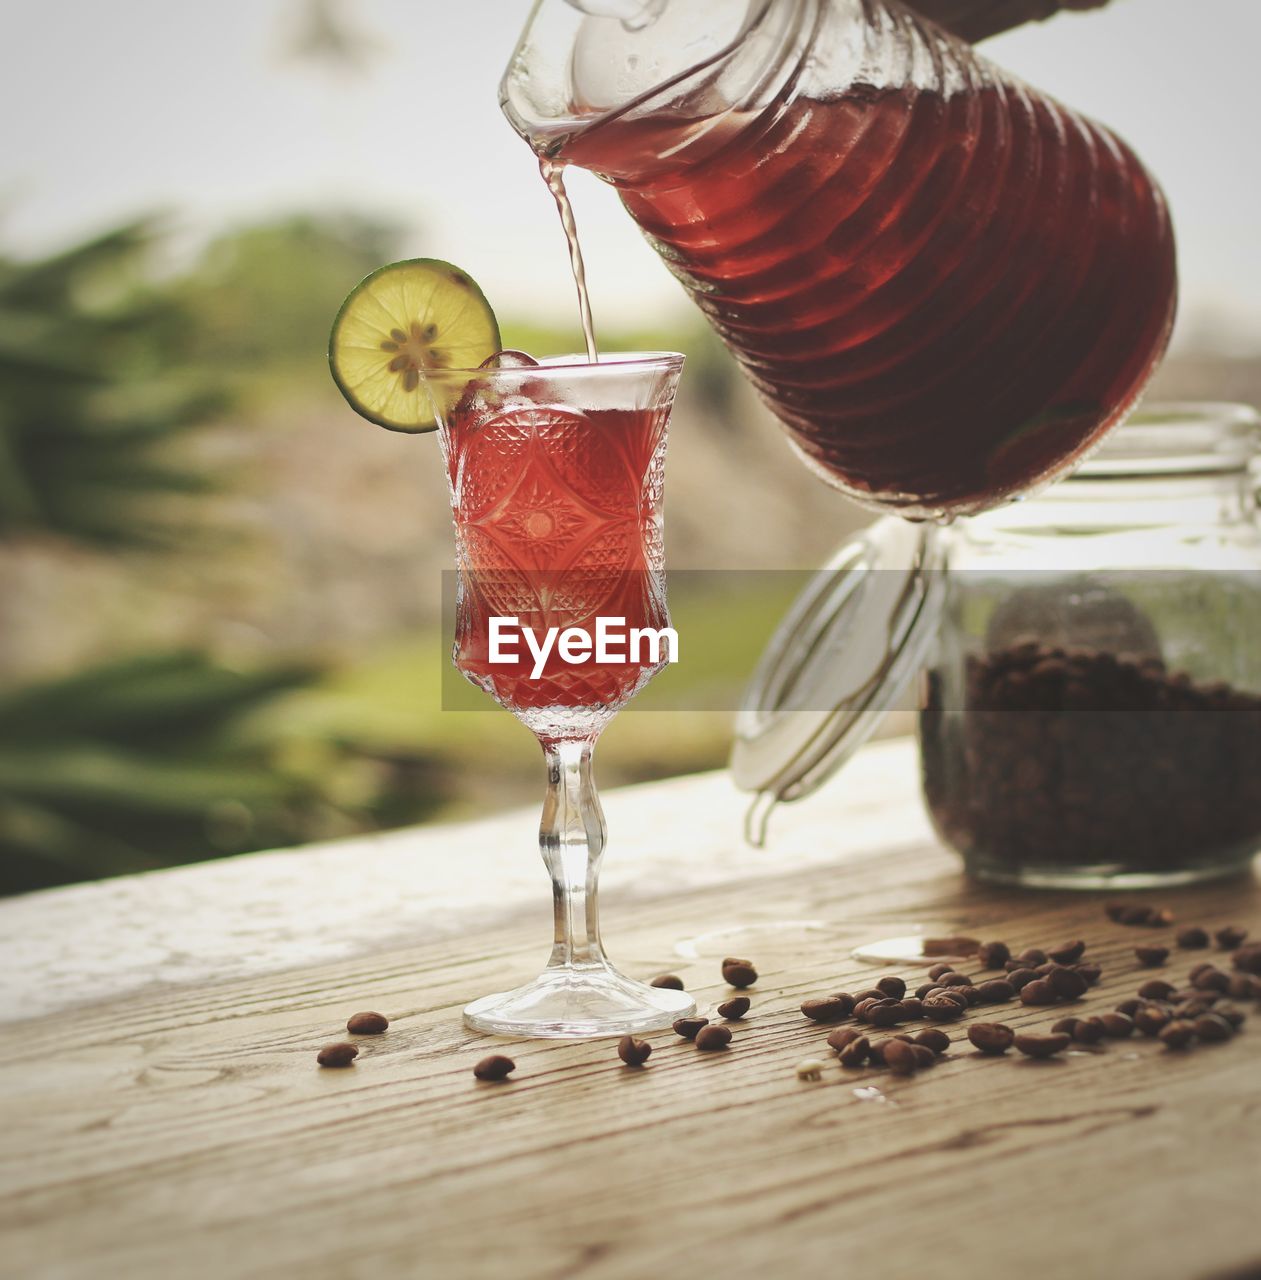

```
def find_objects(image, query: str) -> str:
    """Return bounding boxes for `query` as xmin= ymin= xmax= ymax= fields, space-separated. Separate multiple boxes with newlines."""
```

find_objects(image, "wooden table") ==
xmin=2 ymin=737 xmax=1258 ymax=1280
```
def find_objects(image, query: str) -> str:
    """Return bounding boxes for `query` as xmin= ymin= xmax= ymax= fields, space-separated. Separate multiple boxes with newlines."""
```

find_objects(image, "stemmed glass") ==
xmin=423 ymin=352 xmax=694 ymax=1038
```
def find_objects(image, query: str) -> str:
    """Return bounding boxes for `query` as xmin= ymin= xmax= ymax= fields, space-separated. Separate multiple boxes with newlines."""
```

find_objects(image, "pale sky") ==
xmin=2 ymin=0 xmax=1259 ymax=350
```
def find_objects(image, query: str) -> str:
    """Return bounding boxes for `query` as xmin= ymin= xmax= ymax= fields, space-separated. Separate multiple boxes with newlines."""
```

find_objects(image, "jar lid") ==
xmin=731 ymin=518 xmax=946 ymax=844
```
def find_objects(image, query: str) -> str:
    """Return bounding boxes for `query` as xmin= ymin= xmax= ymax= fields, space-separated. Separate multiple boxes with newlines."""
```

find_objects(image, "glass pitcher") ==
xmin=502 ymin=0 xmax=1177 ymax=520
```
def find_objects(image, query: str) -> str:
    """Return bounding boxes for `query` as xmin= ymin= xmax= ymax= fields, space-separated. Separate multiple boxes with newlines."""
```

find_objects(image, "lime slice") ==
xmin=329 ymin=259 xmax=501 ymax=433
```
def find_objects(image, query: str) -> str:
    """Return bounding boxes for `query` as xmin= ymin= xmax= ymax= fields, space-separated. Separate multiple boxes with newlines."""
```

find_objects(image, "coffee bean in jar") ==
xmin=921 ymin=638 xmax=1261 ymax=885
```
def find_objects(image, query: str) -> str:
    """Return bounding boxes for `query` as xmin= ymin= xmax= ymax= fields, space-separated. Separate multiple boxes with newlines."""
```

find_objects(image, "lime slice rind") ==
xmin=329 ymin=258 xmax=501 ymax=434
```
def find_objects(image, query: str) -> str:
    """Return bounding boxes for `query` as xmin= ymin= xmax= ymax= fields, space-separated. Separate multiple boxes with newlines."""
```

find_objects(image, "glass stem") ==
xmin=540 ymin=737 xmax=607 ymax=972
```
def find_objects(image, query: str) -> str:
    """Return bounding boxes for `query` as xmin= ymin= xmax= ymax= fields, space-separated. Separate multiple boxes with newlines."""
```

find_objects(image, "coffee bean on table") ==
xmin=1137 ymin=978 xmax=1177 ymax=1001
xmin=1216 ymin=1005 xmax=1247 ymax=1029
xmin=916 ymin=982 xmax=939 ymax=999
xmin=618 ymin=1036 xmax=653 ymax=1067
xmin=317 ymin=1042 xmax=359 ymax=1069
xmin=1226 ymin=974 xmax=1259 ymax=1000
xmin=854 ymin=988 xmax=886 ymax=1004
xmin=1232 ymin=944 xmax=1261 ymax=975
xmin=869 ymin=1001 xmax=910 ymax=1027
xmin=976 ymin=979 xmax=1015 ymax=1004
xmin=672 ymin=1017 xmax=709 ymax=1040
xmin=695 ymin=1025 xmax=732 ymax=1051
xmin=1007 ymin=967 xmax=1039 ymax=991
xmin=915 ymin=1028 xmax=951 ymax=1055
xmin=876 ymin=976 xmax=907 ymax=999
xmin=1115 ymin=998 xmax=1145 ymax=1016
xmin=1100 ymin=1012 xmax=1136 ymax=1038
xmin=838 ymin=1036 xmax=871 ymax=1067
xmin=345 ymin=1011 xmax=389 ymax=1035
xmin=1073 ymin=1017 xmax=1106 ymax=1045
xmin=721 ymin=958 xmax=758 ymax=988
xmin=651 ymin=974 xmax=685 ymax=990
xmin=1048 ymin=940 xmax=1086 ymax=965
xmin=1048 ymin=968 xmax=1089 ymax=1001
xmin=1017 ymin=948 xmax=1048 ymax=967
xmin=1215 ymin=926 xmax=1248 ymax=951
xmin=910 ymin=1044 xmax=937 ymax=1070
xmin=827 ymin=1027 xmax=863 ymax=1053
xmin=923 ymin=997 xmax=965 ymax=1022
xmin=1051 ymin=1017 xmax=1079 ymax=1035
xmin=1075 ymin=963 xmax=1103 ymax=987
xmin=900 ymin=997 xmax=925 ymax=1019
xmin=1134 ymin=1005 xmax=1172 ymax=1036
xmin=1014 ymin=1033 xmax=1071 ymax=1059
xmin=968 ymin=1023 xmax=1015 ymax=1055
xmin=976 ymin=941 xmax=1011 ymax=969
xmin=1135 ymin=945 xmax=1169 ymax=967
xmin=1193 ymin=1013 xmax=1235 ymax=1042
xmin=922 ymin=937 xmax=980 ymax=957
xmin=1176 ymin=927 xmax=1210 ymax=949
xmin=927 ymin=963 xmax=955 ymax=981
xmin=1192 ymin=968 xmax=1230 ymax=993
xmin=1159 ymin=1021 xmax=1196 ymax=1050
xmin=473 ymin=1054 xmax=515 ymax=1081
xmin=883 ymin=1039 xmax=919 ymax=1075
xmin=1020 ymin=979 xmax=1057 ymax=1006
xmin=717 ymin=997 xmax=750 ymax=1020
xmin=802 ymin=996 xmax=853 ymax=1023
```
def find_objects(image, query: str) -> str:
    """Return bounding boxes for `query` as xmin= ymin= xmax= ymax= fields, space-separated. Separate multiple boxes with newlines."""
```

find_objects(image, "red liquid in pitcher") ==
xmin=553 ymin=84 xmax=1176 ymax=517
xmin=446 ymin=392 xmax=670 ymax=716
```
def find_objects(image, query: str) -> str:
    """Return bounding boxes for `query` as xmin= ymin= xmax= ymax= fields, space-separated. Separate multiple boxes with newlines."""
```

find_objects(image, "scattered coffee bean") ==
xmin=1194 ymin=1013 xmax=1235 ymax=1042
xmin=1226 ymin=974 xmax=1259 ymax=1000
xmin=1137 ymin=978 xmax=1177 ymax=1001
xmin=1159 ymin=1021 xmax=1196 ymax=1050
xmin=1072 ymin=1017 xmax=1106 ymax=1045
xmin=673 ymin=1017 xmax=709 ymax=1040
xmin=721 ymin=958 xmax=758 ymax=988
xmin=876 ymin=976 xmax=907 ymax=1000
xmin=695 ymin=1025 xmax=732 ymax=1052
xmin=854 ymin=988 xmax=886 ymax=1005
xmin=1051 ymin=1017 xmax=1079 ymax=1035
xmin=651 ymin=974 xmax=685 ymax=990
xmin=923 ymin=996 xmax=965 ymax=1021
xmin=869 ymin=1001 xmax=910 ymax=1028
xmin=717 ymin=997 xmax=750 ymax=1020
xmin=317 ymin=1042 xmax=358 ymax=1069
xmin=1017 ymin=948 xmax=1048 ymax=967
xmin=927 ymin=988 xmax=971 ymax=1008
xmin=1048 ymin=967 xmax=1088 ymax=1001
xmin=1134 ymin=1005 xmax=1171 ymax=1036
xmin=801 ymin=996 xmax=853 ymax=1024
xmin=1135 ymin=945 xmax=1169 ymax=967
xmin=1020 ymin=979 xmax=1057 ymax=1006
xmin=1192 ymin=967 xmax=1230 ymax=993
xmin=1100 ymin=1012 xmax=1136 ymax=1038
xmin=922 ymin=936 xmax=980 ymax=957
xmin=969 ymin=1023 xmax=1015 ymax=1055
xmin=1075 ymin=963 xmax=1103 ymax=987
xmin=1216 ymin=1005 xmax=1247 ymax=1029
xmin=838 ymin=1036 xmax=870 ymax=1067
xmin=1014 ymin=1032 xmax=1071 ymax=1059
xmin=1232 ymin=944 xmax=1261 ymax=976
xmin=345 ymin=1011 xmax=389 ymax=1035
xmin=1215 ymin=926 xmax=1248 ymax=951
xmin=1107 ymin=903 xmax=1174 ymax=928
xmin=1048 ymin=940 xmax=1086 ymax=965
xmin=900 ymin=997 xmax=925 ymax=1019
xmin=975 ymin=979 xmax=1015 ymax=1004
xmin=618 ymin=1036 xmax=652 ymax=1067
xmin=473 ymin=1054 xmax=515 ymax=1081
xmin=827 ymin=1027 xmax=863 ymax=1053
xmin=927 ymin=963 xmax=955 ymax=981
xmin=938 ymin=971 xmax=972 ymax=987
xmin=915 ymin=981 xmax=938 ymax=999
xmin=1007 ymin=967 xmax=1039 ymax=992
xmin=1176 ymin=926 xmax=1210 ymax=950
xmin=976 ymin=941 xmax=1012 ymax=969
xmin=883 ymin=1039 xmax=919 ymax=1075
xmin=795 ymin=1058 xmax=826 ymax=1082
xmin=915 ymin=1028 xmax=951 ymax=1054
xmin=910 ymin=1044 xmax=937 ymax=1070
xmin=1115 ymin=998 xmax=1145 ymax=1016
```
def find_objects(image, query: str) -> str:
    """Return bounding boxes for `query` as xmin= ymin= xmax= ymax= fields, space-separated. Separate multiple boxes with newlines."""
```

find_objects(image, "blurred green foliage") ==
xmin=0 ymin=215 xmax=447 ymax=895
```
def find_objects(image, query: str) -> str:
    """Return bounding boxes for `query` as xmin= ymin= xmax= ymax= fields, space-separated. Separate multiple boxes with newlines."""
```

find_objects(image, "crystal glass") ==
xmin=423 ymin=352 xmax=694 ymax=1037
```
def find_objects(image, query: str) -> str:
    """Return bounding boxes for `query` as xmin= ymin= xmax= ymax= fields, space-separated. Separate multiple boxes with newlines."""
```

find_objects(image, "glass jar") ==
xmin=733 ymin=404 xmax=1261 ymax=889
xmin=920 ymin=403 xmax=1261 ymax=887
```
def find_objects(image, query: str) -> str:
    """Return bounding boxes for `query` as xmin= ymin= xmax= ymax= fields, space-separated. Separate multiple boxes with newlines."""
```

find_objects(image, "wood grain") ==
xmin=1 ymin=740 xmax=1258 ymax=1280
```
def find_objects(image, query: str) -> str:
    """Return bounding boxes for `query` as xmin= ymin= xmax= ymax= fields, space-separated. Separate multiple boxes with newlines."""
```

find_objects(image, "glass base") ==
xmin=463 ymin=966 xmax=695 ymax=1039
xmin=965 ymin=856 xmax=1255 ymax=890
